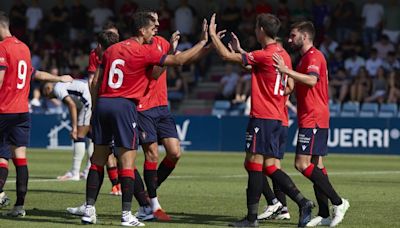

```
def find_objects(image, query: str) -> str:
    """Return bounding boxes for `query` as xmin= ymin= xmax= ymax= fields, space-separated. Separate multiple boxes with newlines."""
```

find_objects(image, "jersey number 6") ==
xmin=108 ymin=59 xmax=125 ymax=89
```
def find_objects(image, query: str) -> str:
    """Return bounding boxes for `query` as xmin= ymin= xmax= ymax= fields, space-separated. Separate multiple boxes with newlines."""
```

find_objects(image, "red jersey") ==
xmin=88 ymin=48 xmax=101 ymax=73
xmin=295 ymin=46 xmax=329 ymax=128
xmin=243 ymin=43 xmax=292 ymax=121
xmin=0 ymin=36 xmax=35 ymax=113
xmin=137 ymin=36 xmax=171 ymax=111
xmin=98 ymin=39 xmax=166 ymax=101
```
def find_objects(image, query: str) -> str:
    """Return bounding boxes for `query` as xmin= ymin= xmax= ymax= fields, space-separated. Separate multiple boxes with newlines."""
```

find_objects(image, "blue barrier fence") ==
xmin=30 ymin=114 xmax=400 ymax=155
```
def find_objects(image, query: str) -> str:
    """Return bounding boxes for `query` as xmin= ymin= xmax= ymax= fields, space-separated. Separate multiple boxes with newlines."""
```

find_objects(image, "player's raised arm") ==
xmin=273 ymin=53 xmax=317 ymax=87
xmin=209 ymin=13 xmax=242 ymax=64
xmin=34 ymin=70 xmax=73 ymax=83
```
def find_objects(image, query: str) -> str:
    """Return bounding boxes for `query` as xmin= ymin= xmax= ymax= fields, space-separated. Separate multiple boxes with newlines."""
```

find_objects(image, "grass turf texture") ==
xmin=1 ymin=149 xmax=400 ymax=228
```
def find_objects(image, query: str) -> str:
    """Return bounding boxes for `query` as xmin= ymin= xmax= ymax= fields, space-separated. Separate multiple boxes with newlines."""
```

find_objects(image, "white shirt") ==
xmin=373 ymin=42 xmax=395 ymax=59
xmin=221 ymin=73 xmax=239 ymax=97
xmin=362 ymin=3 xmax=384 ymax=28
xmin=344 ymin=56 xmax=365 ymax=77
xmin=53 ymin=80 xmax=91 ymax=107
xmin=320 ymin=41 xmax=338 ymax=58
xmin=175 ymin=6 xmax=194 ymax=35
xmin=26 ymin=6 xmax=43 ymax=30
xmin=90 ymin=8 xmax=114 ymax=32
xmin=365 ymin=57 xmax=383 ymax=77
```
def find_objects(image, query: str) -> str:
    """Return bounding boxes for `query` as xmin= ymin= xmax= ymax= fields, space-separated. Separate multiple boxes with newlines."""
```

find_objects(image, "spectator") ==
xmin=383 ymin=51 xmax=400 ymax=72
xmin=90 ymin=0 xmax=114 ymax=32
xmin=216 ymin=64 xmax=239 ymax=100
xmin=255 ymin=0 xmax=272 ymax=15
xmin=387 ymin=70 xmax=400 ymax=103
xmin=26 ymin=0 xmax=43 ymax=41
xmin=350 ymin=67 xmax=371 ymax=103
xmin=73 ymin=49 xmax=89 ymax=73
xmin=276 ymin=0 xmax=290 ymax=35
xmin=328 ymin=47 xmax=345 ymax=75
xmin=30 ymin=88 xmax=44 ymax=114
xmin=49 ymin=0 xmax=69 ymax=39
xmin=373 ymin=35 xmax=395 ymax=60
xmin=341 ymin=31 xmax=364 ymax=57
xmin=364 ymin=67 xmax=388 ymax=103
xmin=329 ymin=67 xmax=350 ymax=103
xmin=233 ymin=72 xmax=251 ymax=103
xmin=220 ymin=0 xmax=241 ymax=35
xmin=167 ymin=67 xmax=185 ymax=103
xmin=383 ymin=0 xmax=400 ymax=44
xmin=344 ymin=50 xmax=365 ymax=77
xmin=9 ymin=0 xmax=27 ymax=40
xmin=365 ymin=48 xmax=383 ymax=77
xmin=332 ymin=0 xmax=356 ymax=43
xmin=69 ymin=0 xmax=89 ymax=41
xmin=239 ymin=0 xmax=256 ymax=35
xmin=312 ymin=0 xmax=330 ymax=45
xmin=119 ymin=0 xmax=138 ymax=27
xmin=320 ymin=34 xmax=338 ymax=59
xmin=291 ymin=0 xmax=311 ymax=22
xmin=174 ymin=0 xmax=196 ymax=37
xmin=361 ymin=0 xmax=384 ymax=46
xmin=157 ymin=0 xmax=173 ymax=38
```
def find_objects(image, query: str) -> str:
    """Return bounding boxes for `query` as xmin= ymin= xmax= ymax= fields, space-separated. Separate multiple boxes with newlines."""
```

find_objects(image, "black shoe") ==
xmin=298 ymin=201 xmax=314 ymax=228
xmin=228 ymin=217 xmax=259 ymax=227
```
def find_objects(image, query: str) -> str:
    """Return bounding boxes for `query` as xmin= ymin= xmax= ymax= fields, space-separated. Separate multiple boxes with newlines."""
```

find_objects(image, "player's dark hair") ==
xmin=102 ymin=21 xmax=117 ymax=31
xmin=291 ymin=21 xmax=315 ymax=41
xmin=98 ymin=31 xmax=119 ymax=49
xmin=131 ymin=12 xmax=156 ymax=36
xmin=256 ymin=13 xmax=280 ymax=39
xmin=0 ymin=11 xmax=10 ymax=27
xmin=136 ymin=8 xmax=157 ymax=15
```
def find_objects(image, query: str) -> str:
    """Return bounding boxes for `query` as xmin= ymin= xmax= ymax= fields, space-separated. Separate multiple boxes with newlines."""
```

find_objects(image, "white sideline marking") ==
xmin=6 ymin=170 xmax=400 ymax=183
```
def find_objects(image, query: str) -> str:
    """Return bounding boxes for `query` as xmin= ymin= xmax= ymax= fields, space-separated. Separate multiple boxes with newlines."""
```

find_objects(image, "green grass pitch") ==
xmin=1 ymin=149 xmax=400 ymax=227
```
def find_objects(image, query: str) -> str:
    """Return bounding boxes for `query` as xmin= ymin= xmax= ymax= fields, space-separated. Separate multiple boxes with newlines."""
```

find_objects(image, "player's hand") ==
xmin=272 ymin=53 xmax=288 ymax=74
xmin=200 ymin=18 xmax=208 ymax=44
xmin=60 ymin=75 xmax=74 ymax=82
xmin=229 ymin=32 xmax=244 ymax=53
xmin=209 ymin=13 xmax=217 ymax=36
xmin=170 ymin=30 xmax=181 ymax=53
xmin=70 ymin=127 xmax=78 ymax=140
xmin=205 ymin=29 xmax=226 ymax=49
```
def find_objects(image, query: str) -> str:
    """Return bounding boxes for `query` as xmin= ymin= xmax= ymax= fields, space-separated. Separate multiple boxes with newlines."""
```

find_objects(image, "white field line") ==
xmin=6 ymin=170 xmax=400 ymax=183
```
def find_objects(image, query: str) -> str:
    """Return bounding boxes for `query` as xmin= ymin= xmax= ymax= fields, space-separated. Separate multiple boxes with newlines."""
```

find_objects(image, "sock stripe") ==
xmin=0 ymin=163 xmax=8 ymax=169
xmin=161 ymin=157 xmax=177 ymax=169
xmin=107 ymin=167 xmax=118 ymax=180
xmin=144 ymin=161 xmax=158 ymax=170
xmin=12 ymin=158 xmax=27 ymax=166
xmin=265 ymin=165 xmax=278 ymax=176
xmin=244 ymin=161 xmax=263 ymax=172
xmin=119 ymin=169 xmax=135 ymax=178
xmin=90 ymin=164 xmax=104 ymax=173
xmin=303 ymin=163 xmax=315 ymax=178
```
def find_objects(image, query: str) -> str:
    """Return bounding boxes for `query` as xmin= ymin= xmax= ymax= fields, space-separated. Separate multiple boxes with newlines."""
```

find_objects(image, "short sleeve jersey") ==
xmin=137 ymin=36 xmax=171 ymax=111
xmin=87 ymin=48 xmax=101 ymax=73
xmin=0 ymin=36 xmax=35 ymax=113
xmin=98 ymin=39 xmax=166 ymax=101
xmin=295 ymin=46 xmax=329 ymax=128
xmin=54 ymin=79 xmax=91 ymax=106
xmin=242 ymin=43 xmax=292 ymax=121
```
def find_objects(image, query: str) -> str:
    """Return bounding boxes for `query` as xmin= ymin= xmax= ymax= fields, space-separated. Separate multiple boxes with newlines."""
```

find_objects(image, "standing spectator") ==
xmin=25 ymin=0 xmax=42 ymax=42
xmin=387 ymin=70 xmax=400 ymax=103
xmin=90 ymin=0 xmax=114 ymax=33
xmin=49 ymin=0 xmax=69 ymax=40
xmin=344 ymin=50 xmax=365 ymax=77
xmin=174 ymin=0 xmax=196 ymax=37
xmin=69 ymin=0 xmax=89 ymax=41
xmin=276 ymin=0 xmax=290 ymax=35
xmin=319 ymin=34 xmax=338 ymax=59
xmin=329 ymin=67 xmax=350 ymax=103
xmin=361 ymin=0 xmax=384 ymax=46
xmin=383 ymin=0 xmax=400 ymax=44
xmin=220 ymin=0 xmax=241 ymax=35
xmin=364 ymin=67 xmax=388 ymax=103
xmin=350 ymin=67 xmax=371 ymax=103
xmin=157 ymin=0 xmax=173 ymax=38
xmin=215 ymin=64 xmax=239 ymax=100
xmin=119 ymin=0 xmax=138 ymax=27
xmin=332 ymin=0 xmax=356 ymax=43
xmin=255 ymin=0 xmax=272 ymax=15
xmin=312 ymin=0 xmax=330 ymax=45
xmin=9 ymin=0 xmax=27 ymax=40
xmin=291 ymin=0 xmax=311 ymax=22
xmin=239 ymin=0 xmax=256 ymax=35
xmin=365 ymin=48 xmax=383 ymax=77
xmin=373 ymin=35 xmax=395 ymax=60
xmin=383 ymin=51 xmax=400 ymax=72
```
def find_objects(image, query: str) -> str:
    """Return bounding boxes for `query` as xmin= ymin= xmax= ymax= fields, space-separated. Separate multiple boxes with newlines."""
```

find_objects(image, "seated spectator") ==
xmin=232 ymin=72 xmax=251 ymax=103
xmin=350 ymin=67 xmax=371 ymax=103
xmin=320 ymin=34 xmax=338 ymax=59
xmin=365 ymin=67 xmax=388 ymax=103
xmin=30 ymin=87 xmax=44 ymax=114
xmin=328 ymin=47 xmax=345 ymax=75
xmin=383 ymin=51 xmax=400 ymax=72
xmin=344 ymin=50 xmax=365 ymax=77
xmin=365 ymin=48 xmax=384 ymax=77
xmin=329 ymin=67 xmax=350 ymax=103
xmin=387 ymin=70 xmax=400 ymax=103
xmin=373 ymin=34 xmax=395 ymax=59
xmin=341 ymin=31 xmax=363 ymax=57
xmin=216 ymin=64 xmax=239 ymax=100
xmin=167 ymin=68 xmax=185 ymax=111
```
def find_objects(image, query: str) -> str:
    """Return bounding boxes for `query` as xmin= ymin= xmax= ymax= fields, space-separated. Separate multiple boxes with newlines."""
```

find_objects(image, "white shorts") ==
xmin=78 ymin=106 xmax=91 ymax=126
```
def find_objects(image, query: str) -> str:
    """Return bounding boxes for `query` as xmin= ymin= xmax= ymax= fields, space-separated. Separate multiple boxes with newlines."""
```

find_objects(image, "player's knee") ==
xmin=145 ymin=151 xmax=159 ymax=162
xmin=167 ymin=149 xmax=181 ymax=161
xmin=294 ymin=161 xmax=308 ymax=172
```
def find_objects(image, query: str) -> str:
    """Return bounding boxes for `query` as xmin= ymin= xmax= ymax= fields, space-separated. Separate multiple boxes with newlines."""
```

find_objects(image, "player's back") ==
xmin=99 ymin=39 xmax=164 ymax=102
xmin=54 ymin=79 xmax=91 ymax=106
xmin=0 ymin=36 xmax=34 ymax=113
xmin=295 ymin=47 xmax=329 ymax=128
xmin=249 ymin=43 xmax=292 ymax=121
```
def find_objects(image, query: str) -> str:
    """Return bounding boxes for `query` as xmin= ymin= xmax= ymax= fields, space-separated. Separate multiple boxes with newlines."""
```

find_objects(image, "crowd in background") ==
xmin=5 ymin=0 xmax=400 ymax=114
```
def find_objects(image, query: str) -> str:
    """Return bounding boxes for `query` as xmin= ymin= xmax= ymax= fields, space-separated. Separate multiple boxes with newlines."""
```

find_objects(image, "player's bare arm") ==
xmin=90 ymin=67 xmax=103 ymax=111
xmin=63 ymin=96 xmax=78 ymax=140
xmin=209 ymin=13 xmax=242 ymax=64
xmin=34 ymin=70 xmax=73 ymax=83
xmin=285 ymin=77 xmax=295 ymax=95
xmin=151 ymin=31 xmax=181 ymax=78
xmin=273 ymin=53 xmax=317 ymax=87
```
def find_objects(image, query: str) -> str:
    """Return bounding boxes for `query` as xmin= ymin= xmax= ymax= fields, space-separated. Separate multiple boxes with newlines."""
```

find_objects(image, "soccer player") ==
xmin=273 ymin=21 xmax=350 ymax=227
xmin=0 ymin=11 xmax=73 ymax=216
xmin=81 ymin=12 xmax=208 ymax=226
xmin=42 ymin=78 xmax=92 ymax=181
xmin=87 ymin=22 xmax=122 ymax=195
xmin=209 ymin=13 xmax=314 ymax=227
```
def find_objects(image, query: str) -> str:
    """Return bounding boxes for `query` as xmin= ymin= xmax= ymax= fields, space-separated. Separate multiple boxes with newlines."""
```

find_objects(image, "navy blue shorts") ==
xmin=91 ymin=98 xmax=139 ymax=150
xmin=0 ymin=113 xmax=30 ymax=159
xmin=296 ymin=128 xmax=328 ymax=156
xmin=245 ymin=118 xmax=281 ymax=157
xmin=138 ymin=106 xmax=179 ymax=144
xmin=277 ymin=126 xmax=288 ymax=160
